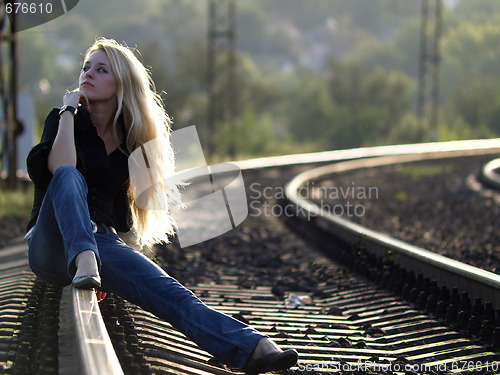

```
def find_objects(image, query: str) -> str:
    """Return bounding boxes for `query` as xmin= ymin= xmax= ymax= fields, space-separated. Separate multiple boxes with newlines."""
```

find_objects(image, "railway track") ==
xmin=481 ymin=158 xmax=500 ymax=191
xmin=0 ymin=139 xmax=499 ymax=374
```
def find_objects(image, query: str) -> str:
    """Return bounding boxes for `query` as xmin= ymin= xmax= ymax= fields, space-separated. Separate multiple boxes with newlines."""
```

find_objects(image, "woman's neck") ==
xmin=88 ymin=101 xmax=117 ymax=138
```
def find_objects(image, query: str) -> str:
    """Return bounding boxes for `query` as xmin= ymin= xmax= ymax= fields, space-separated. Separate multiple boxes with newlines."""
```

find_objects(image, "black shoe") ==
xmin=244 ymin=348 xmax=298 ymax=374
xmin=72 ymin=275 xmax=101 ymax=289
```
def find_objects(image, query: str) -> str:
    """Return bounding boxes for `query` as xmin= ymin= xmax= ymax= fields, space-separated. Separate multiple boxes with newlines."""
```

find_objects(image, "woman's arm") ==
xmin=47 ymin=109 xmax=77 ymax=173
xmin=47 ymin=90 xmax=89 ymax=174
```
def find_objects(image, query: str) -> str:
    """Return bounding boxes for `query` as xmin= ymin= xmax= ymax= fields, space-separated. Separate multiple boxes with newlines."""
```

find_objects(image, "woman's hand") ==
xmin=63 ymin=89 xmax=91 ymax=113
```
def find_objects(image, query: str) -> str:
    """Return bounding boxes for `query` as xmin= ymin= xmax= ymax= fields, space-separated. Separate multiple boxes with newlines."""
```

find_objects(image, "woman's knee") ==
xmin=53 ymin=164 xmax=80 ymax=179
xmin=32 ymin=269 xmax=71 ymax=287
xmin=51 ymin=165 xmax=87 ymax=192
xmin=29 ymin=255 xmax=71 ymax=287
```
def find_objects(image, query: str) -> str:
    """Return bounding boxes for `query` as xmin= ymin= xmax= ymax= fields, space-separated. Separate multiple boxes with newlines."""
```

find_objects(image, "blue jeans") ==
xmin=27 ymin=165 xmax=263 ymax=369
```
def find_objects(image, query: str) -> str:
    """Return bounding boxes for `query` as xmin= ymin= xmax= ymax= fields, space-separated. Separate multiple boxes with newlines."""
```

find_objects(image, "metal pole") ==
xmin=207 ymin=0 xmax=216 ymax=159
xmin=227 ymin=0 xmax=236 ymax=159
xmin=0 ymin=1 xmax=18 ymax=189
xmin=417 ymin=0 xmax=442 ymax=139
xmin=417 ymin=0 xmax=428 ymax=120
xmin=207 ymin=0 xmax=236 ymax=161
xmin=431 ymin=0 xmax=442 ymax=132
xmin=8 ymin=2 xmax=18 ymax=189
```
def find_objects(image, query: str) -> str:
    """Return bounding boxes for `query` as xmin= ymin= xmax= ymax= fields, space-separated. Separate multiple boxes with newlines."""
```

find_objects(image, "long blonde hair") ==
xmin=84 ymin=38 xmax=181 ymax=248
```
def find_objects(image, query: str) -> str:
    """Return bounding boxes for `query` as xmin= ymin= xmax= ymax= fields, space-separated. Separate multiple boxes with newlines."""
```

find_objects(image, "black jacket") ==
xmin=26 ymin=107 xmax=131 ymax=232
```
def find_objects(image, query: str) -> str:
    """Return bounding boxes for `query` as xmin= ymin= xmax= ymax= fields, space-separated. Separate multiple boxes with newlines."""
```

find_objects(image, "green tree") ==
xmin=286 ymin=61 xmax=412 ymax=149
xmin=440 ymin=19 xmax=500 ymax=91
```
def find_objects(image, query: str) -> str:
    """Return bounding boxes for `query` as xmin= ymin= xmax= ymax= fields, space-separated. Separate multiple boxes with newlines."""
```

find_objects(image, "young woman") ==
xmin=25 ymin=38 xmax=297 ymax=373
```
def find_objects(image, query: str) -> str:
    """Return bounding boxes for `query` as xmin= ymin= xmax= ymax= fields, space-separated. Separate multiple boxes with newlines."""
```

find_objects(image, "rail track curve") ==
xmin=0 ymin=138 xmax=499 ymax=374
xmin=481 ymin=158 xmax=500 ymax=191
xmin=285 ymin=148 xmax=500 ymax=310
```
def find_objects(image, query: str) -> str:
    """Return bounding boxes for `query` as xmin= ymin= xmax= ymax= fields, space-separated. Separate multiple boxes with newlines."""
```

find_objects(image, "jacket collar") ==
xmin=76 ymin=107 xmax=129 ymax=155
xmin=75 ymin=107 xmax=92 ymax=132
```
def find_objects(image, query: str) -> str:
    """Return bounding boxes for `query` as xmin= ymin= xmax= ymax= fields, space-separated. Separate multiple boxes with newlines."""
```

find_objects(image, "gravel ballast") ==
xmin=308 ymin=154 xmax=500 ymax=274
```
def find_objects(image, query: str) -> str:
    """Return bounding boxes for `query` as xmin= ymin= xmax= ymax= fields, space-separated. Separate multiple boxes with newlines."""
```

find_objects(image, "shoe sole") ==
xmin=267 ymin=350 xmax=298 ymax=372
xmin=245 ymin=349 xmax=298 ymax=373
xmin=72 ymin=275 xmax=101 ymax=289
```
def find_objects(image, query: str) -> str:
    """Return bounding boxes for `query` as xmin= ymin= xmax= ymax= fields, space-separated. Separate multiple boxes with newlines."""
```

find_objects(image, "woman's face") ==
xmin=79 ymin=49 xmax=117 ymax=105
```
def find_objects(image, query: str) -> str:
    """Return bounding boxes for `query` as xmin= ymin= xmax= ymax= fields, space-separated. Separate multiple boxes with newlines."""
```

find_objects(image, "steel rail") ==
xmin=285 ymin=146 xmax=500 ymax=310
xmin=0 ymin=237 xmax=123 ymax=373
xmin=72 ymin=288 xmax=124 ymax=374
xmin=64 ymin=138 xmax=499 ymax=372
xmin=58 ymin=286 xmax=124 ymax=375
xmin=234 ymin=138 xmax=500 ymax=170
xmin=481 ymin=158 xmax=500 ymax=190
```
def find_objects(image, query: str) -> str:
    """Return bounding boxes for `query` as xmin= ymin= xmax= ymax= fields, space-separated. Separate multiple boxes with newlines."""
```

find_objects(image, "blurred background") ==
xmin=1 ymin=0 xmax=500 ymax=207
xmin=10 ymin=0 xmax=500 ymax=158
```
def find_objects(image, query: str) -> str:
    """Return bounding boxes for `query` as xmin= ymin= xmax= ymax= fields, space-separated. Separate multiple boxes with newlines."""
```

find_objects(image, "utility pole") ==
xmin=0 ymin=1 xmax=19 ymax=189
xmin=207 ymin=0 xmax=236 ymax=160
xmin=417 ymin=0 xmax=442 ymax=140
